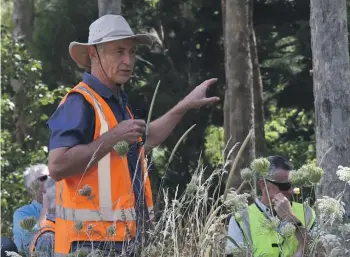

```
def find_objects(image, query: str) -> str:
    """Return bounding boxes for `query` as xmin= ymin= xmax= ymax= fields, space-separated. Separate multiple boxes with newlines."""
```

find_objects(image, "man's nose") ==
xmin=122 ymin=54 xmax=132 ymax=65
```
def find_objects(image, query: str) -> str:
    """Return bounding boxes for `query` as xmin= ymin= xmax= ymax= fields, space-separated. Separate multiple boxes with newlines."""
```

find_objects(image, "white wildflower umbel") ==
xmin=338 ymin=223 xmax=350 ymax=237
xmin=289 ymin=169 xmax=305 ymax=186
xmin=336 ymin=165 xmax=350 ymax=185
xmin=316 ymin=196 xmax=345 ymax=223
xmin=290 ymin=165 xmax=323 ymax=186
xmin=279 ymin=222 xmax=296 ymax=238
xmin=320 ymin=234 xmax=342 ymax=254
xmin=223 ymin=189 xmax=250 ymax=213
xmin=250 ymin=157 xmax=270 ymax=176
xmin=263 ymin=217 xmax=280 ymax=232
xmin=299 ymin=164 xmax=324 ymax=185
xmin=240 ymin=167 xmax=254 ymax=182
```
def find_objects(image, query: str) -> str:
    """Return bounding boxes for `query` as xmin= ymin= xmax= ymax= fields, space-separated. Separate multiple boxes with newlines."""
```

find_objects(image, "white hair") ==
xmin=45 ymin=176 xmax=56 ymax=213
xmin=23 ymin=164 xmax=49 ymax=190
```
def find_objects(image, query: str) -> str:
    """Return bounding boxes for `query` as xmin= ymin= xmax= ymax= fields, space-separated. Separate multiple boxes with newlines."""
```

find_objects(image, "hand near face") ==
xmin=272 ymin=193 xmax=294 ymax=221
xmin=182 ymin=78 xmax=220 ymax=110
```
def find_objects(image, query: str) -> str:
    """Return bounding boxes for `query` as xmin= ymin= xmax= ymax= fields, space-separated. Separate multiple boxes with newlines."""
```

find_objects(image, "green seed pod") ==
xmin=298 ymin=164 xmax=324 ymax=185
xmin=78 ymin=184 xmax=92 ymax=197
xmin=250 ymin=158 xmax=270 ymax=176
xmin=74 ymin=220 xmax=84 ymax=231
xmin=240 ymin=168 xmax=254 ymax=181
xmin=107 ymin=224 xmax=116 ymax=236
xmin=289 ymin=170 xmax=305 ymax=186
xmin=113 ymin=141 xmax=129 ymax=156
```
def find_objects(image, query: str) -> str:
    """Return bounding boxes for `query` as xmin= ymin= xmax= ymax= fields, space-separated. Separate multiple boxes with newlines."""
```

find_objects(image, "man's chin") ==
xmin=285 ymin=195 xmax=292 ymax=201
xmin=114 ymin=76 xmax=131 ymax=85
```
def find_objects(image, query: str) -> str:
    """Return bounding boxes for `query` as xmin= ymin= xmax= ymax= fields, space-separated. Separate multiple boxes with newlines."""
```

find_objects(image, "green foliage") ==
xmin=204 ymin=125 xmax=225 ymax=166
xmin=1 ymin=26 xmax=68 ymax=237
xmin=1 ymin=0 xmax=14 ymax=29
xmin=203 ymin=107 xmax=316 ymax=168
xmin=264 ymin=105 xmax=316 ymax=167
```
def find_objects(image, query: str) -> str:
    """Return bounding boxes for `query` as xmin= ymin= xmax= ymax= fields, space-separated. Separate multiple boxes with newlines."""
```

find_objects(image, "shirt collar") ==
xmin=255 ymin=198 xmax=272 ymax=215
xmin=82 ymin=72 xmax=129 ymax=107
xmin=82 ymin=72 xmax=114 ymax=99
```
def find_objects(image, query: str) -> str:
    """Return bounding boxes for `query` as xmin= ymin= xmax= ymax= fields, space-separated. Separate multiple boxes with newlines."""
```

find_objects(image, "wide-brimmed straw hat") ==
xmin=69 ymin=14 xmax=153 ymax=69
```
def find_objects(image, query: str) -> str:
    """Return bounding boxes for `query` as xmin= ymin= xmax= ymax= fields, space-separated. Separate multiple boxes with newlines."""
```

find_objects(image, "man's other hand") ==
xmin=181 ymin=78 xmax=220 ymax=110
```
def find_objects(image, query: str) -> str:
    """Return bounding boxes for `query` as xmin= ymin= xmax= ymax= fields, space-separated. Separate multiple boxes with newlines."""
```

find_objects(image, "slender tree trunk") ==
xmin=12 ymin=0 xmax=34 ymax=147
xmin=223 ymin=0 xmax=255 ymax=188
xmin=98 ymin=0 xmax=122 ymax=16
xmin=12 ymin=0 xmax=34 ymax=44
xmin=249 ymin=0 xmax=265 ymax=157
xmin=310 ymin=0 xmax=350 ymax=217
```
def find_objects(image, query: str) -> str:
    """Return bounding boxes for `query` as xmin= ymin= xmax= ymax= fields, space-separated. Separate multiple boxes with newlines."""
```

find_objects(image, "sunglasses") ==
xmin=38 ymin=175 xmax=48 ymax=182
xmin=265 ymin=179 xmax=293 ymax=191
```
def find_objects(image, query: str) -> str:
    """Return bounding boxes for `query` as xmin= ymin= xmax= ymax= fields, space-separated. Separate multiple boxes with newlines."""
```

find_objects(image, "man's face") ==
xmin=94 ymin=39 xmax=136 ymax=84
xmin=260 ymin=168 xmax=293 ymax=201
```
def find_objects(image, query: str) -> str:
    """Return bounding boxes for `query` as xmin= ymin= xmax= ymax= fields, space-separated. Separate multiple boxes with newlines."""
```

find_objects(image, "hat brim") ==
xmin=69 ymin=34 xmax=153 ymax=69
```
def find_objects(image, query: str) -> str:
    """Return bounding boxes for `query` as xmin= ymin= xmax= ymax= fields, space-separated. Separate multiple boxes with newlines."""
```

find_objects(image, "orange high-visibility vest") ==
xmin=30 ymin=219 xmax=55 ymax=256
xmin=54 ymin=82 xmax=154 ymax=255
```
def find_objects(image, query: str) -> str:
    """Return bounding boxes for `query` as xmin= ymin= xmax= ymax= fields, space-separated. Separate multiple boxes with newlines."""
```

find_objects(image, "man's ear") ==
xmin=88 ymin=46 xmax=98 ymax=63
xmin=257 ymin=178 xmax=265 ymax=190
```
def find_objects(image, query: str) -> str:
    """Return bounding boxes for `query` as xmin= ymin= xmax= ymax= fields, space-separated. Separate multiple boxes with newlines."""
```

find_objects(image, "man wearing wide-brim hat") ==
xmin=47 ymin=14 xmax=219 ymax=256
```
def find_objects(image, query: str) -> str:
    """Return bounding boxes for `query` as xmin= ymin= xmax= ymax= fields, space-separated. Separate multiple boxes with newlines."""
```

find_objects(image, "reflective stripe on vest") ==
xmin=236 ymin=201 xmax=316 ymax=257
xmin=56 ymin=205 xmax=136 ymax=221
xmin=79 ymin=86 xmax=113 ymax=217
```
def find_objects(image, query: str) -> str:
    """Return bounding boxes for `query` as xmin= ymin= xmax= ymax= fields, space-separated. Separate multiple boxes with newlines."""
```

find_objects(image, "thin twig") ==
xmin=145 ymin=80 xmax=161 ymax=143
xmin=223 ymin=129 xmax=253 ymax=200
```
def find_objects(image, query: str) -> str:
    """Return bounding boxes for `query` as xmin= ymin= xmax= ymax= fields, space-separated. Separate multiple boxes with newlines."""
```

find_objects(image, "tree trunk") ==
xmin=310 ymin=0 xmax=350 ymax=217
xmin=223 ymin=0 xmax=255 ymax=189
xmin=12 ymin=0 xmax=34 ymax=44
xmin=12 ymin=0 xmax=34 ymax=147
xmin=249 ymin=0 xmax=265 ymax=157
xmin=98 ymin=0 xmax=122 ymax=16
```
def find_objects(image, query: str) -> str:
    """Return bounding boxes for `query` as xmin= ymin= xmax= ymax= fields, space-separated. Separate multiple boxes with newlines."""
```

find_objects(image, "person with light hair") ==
xmin=30 ymin=176 xmax=56 ymax=257
xmin=13 ymin=164 xmax=49 ymax=254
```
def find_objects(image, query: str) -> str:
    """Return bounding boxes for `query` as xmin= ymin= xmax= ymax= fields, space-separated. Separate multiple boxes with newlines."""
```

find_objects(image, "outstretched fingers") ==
xmin=201 ymin=78 xmax=218 ymax=88
xmin=202 ymin=96 xmax=220 ymax=105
